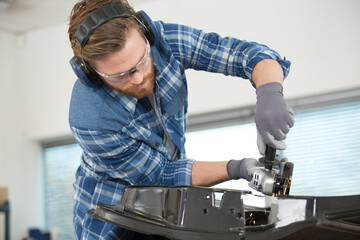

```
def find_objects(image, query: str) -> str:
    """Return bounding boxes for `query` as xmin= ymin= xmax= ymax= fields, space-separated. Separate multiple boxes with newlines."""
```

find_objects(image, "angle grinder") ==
xmin=248 ymin=145 xmax=294 ymax=196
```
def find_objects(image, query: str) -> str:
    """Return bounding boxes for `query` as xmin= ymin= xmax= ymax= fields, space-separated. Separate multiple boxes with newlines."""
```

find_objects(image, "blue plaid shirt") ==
xmin=69 ymin=14 xmax=290 ymax=239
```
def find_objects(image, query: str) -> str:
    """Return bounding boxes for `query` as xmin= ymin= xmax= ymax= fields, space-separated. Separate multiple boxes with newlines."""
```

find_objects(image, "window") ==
xmin=284 ymin=101 xmax=360 ymax=196
xmin=186 ymin=100 xmax=360 ymax=196
xmin=43 ymin=92 xmax=360 ymax=238
xmin=43 ymin=144 xmax=81 ymax=240
xmin=185 ymin=123 xmax=260 ymax=191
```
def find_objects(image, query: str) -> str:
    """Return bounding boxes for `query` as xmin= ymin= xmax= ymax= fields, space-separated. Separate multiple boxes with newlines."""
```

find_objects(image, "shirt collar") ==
xmin=103 ymin=85 xmax=138 ymax=114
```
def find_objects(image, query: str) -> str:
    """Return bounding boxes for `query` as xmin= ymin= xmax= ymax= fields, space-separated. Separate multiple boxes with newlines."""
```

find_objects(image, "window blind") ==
xmin=186 ymin=101 xmax=360 ymax=197
xmin=43 ymin=144 xmax=81 ymax=240
xmin=283 ymin=101 xmax=360 ymax=196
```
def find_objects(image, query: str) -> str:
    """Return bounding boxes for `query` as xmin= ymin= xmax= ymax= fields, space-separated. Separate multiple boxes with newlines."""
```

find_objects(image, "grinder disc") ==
xmin=259 ymin=157 xmax=280 ymax=166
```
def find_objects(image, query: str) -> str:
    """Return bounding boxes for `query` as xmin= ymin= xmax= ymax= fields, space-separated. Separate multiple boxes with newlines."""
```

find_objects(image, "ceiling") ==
xmin=0 ymin=0 xmax=79 ymax=34
xmin=0 ymin=0 xmax=150 ymax=34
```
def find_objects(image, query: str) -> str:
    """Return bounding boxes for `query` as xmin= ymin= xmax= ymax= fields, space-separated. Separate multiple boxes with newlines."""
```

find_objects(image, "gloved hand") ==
xmin=255 ymin=82 xmax=295 ymax=155
xmin=227 ymin=158 xmax=259 ymax=181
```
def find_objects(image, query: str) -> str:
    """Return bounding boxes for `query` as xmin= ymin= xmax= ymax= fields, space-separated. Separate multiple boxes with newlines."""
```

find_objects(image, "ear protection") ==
xmin=69 ymin=3 xmax=155 ymax=88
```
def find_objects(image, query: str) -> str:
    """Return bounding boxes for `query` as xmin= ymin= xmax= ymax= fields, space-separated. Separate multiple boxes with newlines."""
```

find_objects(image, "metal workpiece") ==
xmin=115 ymin=186 xmax=247 ymax=232
xmin=87 ymin=145 xmax=357 ymax=239
xmin=87 ymin=186 xmax=360 ymax=240
xmin=89 ymin=186 xmax=249 ymax=240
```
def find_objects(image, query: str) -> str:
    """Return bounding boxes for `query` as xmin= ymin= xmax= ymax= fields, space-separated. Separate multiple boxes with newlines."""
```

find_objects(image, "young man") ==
xmin=68 ymin=0 xmax=294 ymax=238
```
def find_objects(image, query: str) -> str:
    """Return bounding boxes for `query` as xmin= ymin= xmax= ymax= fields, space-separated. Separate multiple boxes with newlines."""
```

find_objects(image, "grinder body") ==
xmin=248 ymin=145 xmax=294 ymax=196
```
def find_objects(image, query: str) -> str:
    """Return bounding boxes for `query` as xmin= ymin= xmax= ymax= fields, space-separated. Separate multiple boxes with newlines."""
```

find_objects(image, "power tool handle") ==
xmin=265 ymin=145 xmax=276 ymax=162
xmin=265 ymin=145 xmax=276 ymax=170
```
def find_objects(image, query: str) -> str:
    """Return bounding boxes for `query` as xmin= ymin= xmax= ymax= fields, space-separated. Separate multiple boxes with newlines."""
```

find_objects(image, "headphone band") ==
xmin=70 ymin=4 xmax=156 ymax=88
xmin=75 ymin=3 xmax=132 ymax=48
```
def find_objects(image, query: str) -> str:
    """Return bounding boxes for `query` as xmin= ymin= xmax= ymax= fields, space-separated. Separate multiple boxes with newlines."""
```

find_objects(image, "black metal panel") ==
xmin=87 ymin=186 xmax=360 ymax=240
xmin=114 ymin=187 xmax=247 ymax=235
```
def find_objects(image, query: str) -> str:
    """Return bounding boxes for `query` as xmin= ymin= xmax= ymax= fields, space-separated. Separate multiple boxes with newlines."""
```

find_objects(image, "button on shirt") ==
xmin=147 ymin=91 xmax=179 ymax=160
xmin=69 ymin=19 xmax=290 ymax=239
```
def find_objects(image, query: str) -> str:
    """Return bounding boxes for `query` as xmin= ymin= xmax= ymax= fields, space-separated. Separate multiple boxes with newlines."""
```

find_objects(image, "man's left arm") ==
xmin=162 ymin=23 xmax=294 ymax=154
xmin=252 ymin=59 xmax=283 ymax=87
xmin=252 ymin=59 xmax=295 ymax=155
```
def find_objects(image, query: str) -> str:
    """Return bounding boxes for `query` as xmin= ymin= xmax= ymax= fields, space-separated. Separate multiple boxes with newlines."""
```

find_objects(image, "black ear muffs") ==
xmin=70 ymin=3 xmax=155 ymax=88
xmin=134 ymin=11 xmax=155 ymax=46
xmin=69 ymin=56 xmax=103 ymax=89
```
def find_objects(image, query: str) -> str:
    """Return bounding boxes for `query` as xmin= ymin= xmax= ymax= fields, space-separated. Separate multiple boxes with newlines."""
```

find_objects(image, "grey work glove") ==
xmin=255 ymin=82 xmax=295 ymax=155
xmin=227 ymin=158 xmax=259 ymax=181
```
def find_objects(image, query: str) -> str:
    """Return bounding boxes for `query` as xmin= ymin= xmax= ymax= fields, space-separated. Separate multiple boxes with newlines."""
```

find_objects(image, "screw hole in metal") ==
xmin=229 ymin=208 xmax=235 ymax=214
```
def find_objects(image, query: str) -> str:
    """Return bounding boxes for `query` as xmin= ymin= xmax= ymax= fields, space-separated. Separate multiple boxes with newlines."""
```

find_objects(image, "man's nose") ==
xmin=129 ymin=71 xmax=143 ymax=85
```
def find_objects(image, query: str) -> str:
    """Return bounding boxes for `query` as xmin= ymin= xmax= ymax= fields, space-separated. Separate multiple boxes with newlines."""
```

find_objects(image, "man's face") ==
xmin=94 ymin=29 xmax=155 ymax=99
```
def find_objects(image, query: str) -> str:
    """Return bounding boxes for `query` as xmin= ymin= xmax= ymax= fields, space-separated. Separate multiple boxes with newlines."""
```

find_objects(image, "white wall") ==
xmin=0 ymin=31 xmax=44 ymax=240
xmin=21 ymin=24 xmax=75 ymax=140
xmin=23 ymin=0 xmax=360 ymax=140
xmin=19 ymin=0 xmax=360 ymax=139
xmin=141 ymin=0 xmax=360 ymax=114
xmin=0 ymin=0 xmax=359 ymax=239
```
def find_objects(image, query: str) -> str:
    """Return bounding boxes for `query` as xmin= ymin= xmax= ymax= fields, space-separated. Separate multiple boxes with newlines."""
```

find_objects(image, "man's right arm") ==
xmin=192 ymin=158 xmax=259 ymax=187
xmin=191 ymin=161 xmax=230 ymax=187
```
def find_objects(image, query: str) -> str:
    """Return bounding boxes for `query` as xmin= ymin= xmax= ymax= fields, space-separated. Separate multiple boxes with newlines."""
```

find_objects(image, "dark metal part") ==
xmin=88 ymin=186 xmax=249 ymax=240
xmin=0 ymin=202 xmax=10 ymax=240
xmin=259 ymin=145 xmax=280 ymax=170
xmin=275 ymin=161 xmax=294 ymax=196
xmin=88 ymin=186 xmax=360 ymax=240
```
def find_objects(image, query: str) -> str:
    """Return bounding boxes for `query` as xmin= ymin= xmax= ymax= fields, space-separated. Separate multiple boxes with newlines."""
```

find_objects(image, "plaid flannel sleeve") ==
xmin=161 ymin=22 xmax=291 ymax=87
xmin=71 ymin=126 xmax=194 ymax=186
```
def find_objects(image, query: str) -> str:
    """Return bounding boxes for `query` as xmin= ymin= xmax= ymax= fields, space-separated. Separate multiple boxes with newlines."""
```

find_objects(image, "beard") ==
xmin=110 ymin=58 xmax=155 ymax=99
xmin=122 ymin=68 xmax=155 ymax=99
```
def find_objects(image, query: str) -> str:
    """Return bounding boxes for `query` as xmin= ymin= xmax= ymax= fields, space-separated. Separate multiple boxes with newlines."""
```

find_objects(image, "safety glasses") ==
xmin=96 ymin=39 xmax=151 ymax=83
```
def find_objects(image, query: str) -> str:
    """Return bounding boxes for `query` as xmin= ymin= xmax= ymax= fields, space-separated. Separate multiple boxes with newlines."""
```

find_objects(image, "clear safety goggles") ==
xmin=96 ymin=39 xmax=151 ymax=83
